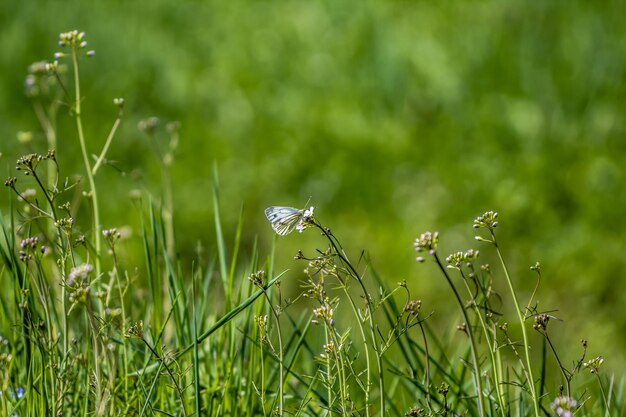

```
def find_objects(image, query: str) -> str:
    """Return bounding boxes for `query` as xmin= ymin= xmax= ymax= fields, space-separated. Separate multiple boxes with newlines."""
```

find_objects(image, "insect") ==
xmin=265 ymin=206 xmax=314 ymax=236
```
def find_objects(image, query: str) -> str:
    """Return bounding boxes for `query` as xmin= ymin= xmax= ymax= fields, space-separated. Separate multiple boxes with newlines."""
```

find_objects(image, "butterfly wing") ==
xmin=265 ymin=206 xmax=302 ymax=236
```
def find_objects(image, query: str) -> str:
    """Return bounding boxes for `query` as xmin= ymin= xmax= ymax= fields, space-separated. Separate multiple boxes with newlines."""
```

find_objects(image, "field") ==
xmin=0 ymin=2 xmax=625 ymax=416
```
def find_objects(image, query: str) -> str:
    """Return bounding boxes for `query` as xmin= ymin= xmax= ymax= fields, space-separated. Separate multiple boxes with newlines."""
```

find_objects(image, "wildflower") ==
xmin=7 ymin=387 xmax=24 ymax=400
xmin=16 ymin=153 xmax=45 ymax=175
xmin=550 ymin=396 xmax=577 ymax=417
xmin=19 ymin=237 xmax=41 ymax=263
xmin=67 ymin=263 xmax=93 ymax=287
xmin=445 ymin=252 xmax=465 ymax=269
xmin=58 ymin=30 xmax=86 ymax=48
xmin=4 ymin=177 xmax=17 ymax=188
xmin=20 ymin=188 xmax=36 ymax=202
xmin=404 ymin=300 xmax=422 ymax=317
xmin=55 ymin=217 xmax=75 ymax=232
xmin=320 ymin=342 xmax=336 ymax=359
xmin=254 ymin=315 xmax=268 ymax=339
xmin=414 ymin=231 xmax=439 ymax=256
xmin=312 ymin=304 xmax=334 ymax=326
xmin=473 ymin=211 xmax=498 ymax=230
xmin=533 ymin=314 xmax=550 ymax=332
xmin=583 ymin=356 xmax=604 ymax=374
xmin=248 ymin=270 xmax=266 ymax=287
xmin=296 ymin=206 xmax=315 ymax=233
xmin=125 ymin=321 xmax=144 ymax=338
xmin=103 ymin=227 xmax=122 ymax=247
xmin=405 ymin=407 xmax=425 ymax=417
xmin=138 ymin=117 xmax=160 ymax=135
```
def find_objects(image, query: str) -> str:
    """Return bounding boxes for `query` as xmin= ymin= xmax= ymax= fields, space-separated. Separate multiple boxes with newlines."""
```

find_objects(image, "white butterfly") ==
xmin=265 ymin=206 xmax=314 ymax=236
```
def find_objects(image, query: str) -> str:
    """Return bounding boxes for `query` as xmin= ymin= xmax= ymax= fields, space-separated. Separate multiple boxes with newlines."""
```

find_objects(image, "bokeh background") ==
xmin=1 ymin=1 xmax=625 ymax=370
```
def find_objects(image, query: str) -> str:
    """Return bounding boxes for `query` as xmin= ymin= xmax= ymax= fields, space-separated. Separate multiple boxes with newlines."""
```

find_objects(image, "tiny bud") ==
xmin=86 ymin=50 xmax=95 ymax=57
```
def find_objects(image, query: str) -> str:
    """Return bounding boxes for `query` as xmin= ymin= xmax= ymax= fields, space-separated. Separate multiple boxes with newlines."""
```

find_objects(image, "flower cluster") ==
xmin=57 ymin=30 xmax=94 ymax=57
xmin=254 ymin=315 xmax=268 ymax=339
xmin=19 ymin=237 xmax=44 ymax=263
xmin=248 ymin=270 xmax=266 ymax=287
xmin=138 ymin=117 xmax=160 ymax=135
xmin=312 ymin=304 xmax=334 ymax=326
xmin=59 ymin=30 xmax=86 ymax=48
xmin=55 ymin=217 xmax=75 ymax=232
xmin=103 ymin=227 xmax=122 ymax=248
xmin=304 ymin=281 xmax=327 ymax=302
xmin=125 ymin=321 xmax=144 ymax=338
xmin=445 ymin=249 xmax=480 ymax=269
xmin=550 ymin=396 xmax=577 ymax=417
xmin=414 ymin=231 xmax=439 ymax=261
xmin=405 ymin=406 xmax=426 ymax=417
xmin=583 ymin=356 xmax=604 ymax=374
xmin=320 ymin=342 xmax=336 ymax=359
xmin=16 ymin=153 xmax=46 ymax=175
xmin=66 ymin=264 xmax=93 ymax=309
xmin=295 ymin=206 xmax=315 ymax=233
xmin=0 ymin=335 xmax=12 ymax=373
xmin=533 ymin=314 xmax=551 ymax=332
xmin=403 ymin=300 xmax=422 ymax=318
xmin=473 ymin=211 xmax=498 ymax=230
xmin=4 ymin=177 xmax=17 ymax=189
xmin=304 ymin=249 xmax=337 ymax=278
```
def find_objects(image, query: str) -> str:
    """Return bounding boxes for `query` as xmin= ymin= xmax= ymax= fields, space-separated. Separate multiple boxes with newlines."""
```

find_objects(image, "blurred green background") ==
xmin=1 ymin=1 xmax=625 ymax=369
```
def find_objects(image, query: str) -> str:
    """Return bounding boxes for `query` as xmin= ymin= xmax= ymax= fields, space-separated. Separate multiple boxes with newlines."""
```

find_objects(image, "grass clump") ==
xmin=0 ymin=30 xmax=623 ymax=417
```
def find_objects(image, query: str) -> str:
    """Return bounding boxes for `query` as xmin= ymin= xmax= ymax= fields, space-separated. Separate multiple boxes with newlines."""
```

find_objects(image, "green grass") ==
xmin=2 ymin=0 xmax=626 ymax=367
xmin=1 ymin=29 xmax=625 ymax=417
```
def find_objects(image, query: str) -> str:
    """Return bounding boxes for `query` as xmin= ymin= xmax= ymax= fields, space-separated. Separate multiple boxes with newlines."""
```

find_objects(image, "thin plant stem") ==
xmin=323 ymin=330 xmax=333 ymax=416
xmin=92 ymin=113 xmax=122 ymax=176
xmin=459 ymin=269 xmax=507 ymax=417
xmin=490 ymin=230 xmax=539 ymax=417
xmin=432 ymin=253 xmax=486 ymax=417
xmin=261 ymin=290 xmax=284 ymax=417
xmin=327 ymin=324 xmax=349 ymax=417
xmin=596 ymin=373 xmax=611 ymax=417
xmin=140 ymin=337 xmax=189 ymax=417
xmin=417 ymin=319 xmax=432 ymax=409
xmin=70 ymin=45 xmax=101 ymax=278
xmin=314 ymin=222 xmax=383 ymax=415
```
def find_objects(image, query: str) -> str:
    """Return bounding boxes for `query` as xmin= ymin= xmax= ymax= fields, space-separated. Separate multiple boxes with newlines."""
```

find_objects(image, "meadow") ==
xmin=1 ymin=2 xmax=626 ymax=416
